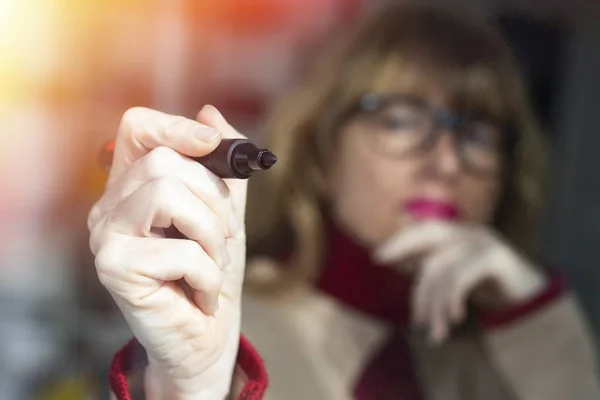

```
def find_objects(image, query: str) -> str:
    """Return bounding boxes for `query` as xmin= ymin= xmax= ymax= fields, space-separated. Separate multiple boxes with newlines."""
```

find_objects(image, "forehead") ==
xmin=350 ymin=54 xmax=511 ymax=120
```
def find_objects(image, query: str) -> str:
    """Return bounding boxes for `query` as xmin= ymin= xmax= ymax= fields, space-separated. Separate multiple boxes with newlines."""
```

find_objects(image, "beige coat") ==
xmin=241 ymin=286 xmax=600 ymax=400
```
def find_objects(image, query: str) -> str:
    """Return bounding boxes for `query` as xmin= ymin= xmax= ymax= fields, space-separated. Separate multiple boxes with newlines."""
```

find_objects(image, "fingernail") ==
xmin=195 ymin=126 xmax=220 ymax=141
xmin=221 ymin=249 xmax=231 ymax=267
xmin=227 ymin=213 xmax=240 ymax=236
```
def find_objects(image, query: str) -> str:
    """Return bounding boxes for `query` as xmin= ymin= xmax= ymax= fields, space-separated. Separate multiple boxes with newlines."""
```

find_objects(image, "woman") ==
xmin=88 ymin=3 xmax=600 ymax=399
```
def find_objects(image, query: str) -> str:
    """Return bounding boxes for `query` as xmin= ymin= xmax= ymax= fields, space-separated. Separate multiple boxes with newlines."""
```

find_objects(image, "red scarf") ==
xmin=316 ymin=224 xmax=424 ymax=400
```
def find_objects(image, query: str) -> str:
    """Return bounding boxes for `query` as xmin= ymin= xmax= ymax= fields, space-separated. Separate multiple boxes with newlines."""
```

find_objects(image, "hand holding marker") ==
xmin=100 ymin=138 xmax=277 ymax=179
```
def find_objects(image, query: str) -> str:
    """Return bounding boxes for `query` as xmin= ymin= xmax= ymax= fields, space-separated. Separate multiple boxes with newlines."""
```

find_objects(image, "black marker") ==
xmin=193 ymin=138 xmax=277 ymax=179
xmin=100 ymin=138 xmax=277 ymax=179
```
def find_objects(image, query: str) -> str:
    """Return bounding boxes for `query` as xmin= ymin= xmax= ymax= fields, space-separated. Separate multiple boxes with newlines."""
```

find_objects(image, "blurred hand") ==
xmin=374 ymin=221 xmax=547 ymax=345
xmin=87 ymin=105 xmax=247 ymax=399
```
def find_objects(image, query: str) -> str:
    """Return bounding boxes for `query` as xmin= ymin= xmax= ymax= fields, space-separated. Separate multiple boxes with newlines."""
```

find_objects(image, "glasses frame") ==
xmin=339 ymin=93 xmax=517 ymax=177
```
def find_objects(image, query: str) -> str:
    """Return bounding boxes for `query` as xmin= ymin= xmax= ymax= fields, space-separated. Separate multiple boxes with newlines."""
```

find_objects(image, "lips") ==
xmin=405 ymin=198 xmax=460 ymax=220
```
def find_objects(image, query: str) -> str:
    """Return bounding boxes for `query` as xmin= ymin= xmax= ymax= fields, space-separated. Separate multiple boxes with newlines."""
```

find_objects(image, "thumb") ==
xmin=196 ymin=105 xmax=248 ymax=223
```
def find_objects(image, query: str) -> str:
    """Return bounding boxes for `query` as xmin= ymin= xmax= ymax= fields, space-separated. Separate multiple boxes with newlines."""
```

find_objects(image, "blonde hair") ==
xmin=245 ymin=2 xmax=547 ymax=294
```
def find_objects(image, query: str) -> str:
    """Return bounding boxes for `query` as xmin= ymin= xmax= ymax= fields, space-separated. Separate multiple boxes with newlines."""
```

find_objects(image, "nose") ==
xmin=427 ymin=130 xmax=461 ymax=178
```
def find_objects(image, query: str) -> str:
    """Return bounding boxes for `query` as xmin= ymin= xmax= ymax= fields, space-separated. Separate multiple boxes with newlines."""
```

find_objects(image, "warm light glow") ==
xmin=0 ymin=0 xmax=15 ymax=29
xmin=0 ymin=0 xmax=57 ymax=103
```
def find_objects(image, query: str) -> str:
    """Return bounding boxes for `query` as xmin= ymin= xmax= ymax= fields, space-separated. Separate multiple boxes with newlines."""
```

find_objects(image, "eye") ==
xmin=376 ymin=105 xmax=427 ymax=133
xmin=381 ymin=115 xmax=417 ymax=130
xmin=462 ymin=121 xmax=501 ymax=148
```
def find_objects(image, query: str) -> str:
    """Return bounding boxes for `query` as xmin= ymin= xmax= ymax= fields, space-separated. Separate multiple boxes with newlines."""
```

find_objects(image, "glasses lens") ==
xmin=363 ymin=100 xmax=433 ymax=157
xmin=458 ymin=120 xmax=504 ymax=173
xmin=353 ymin=94 xmax=508 ymax=175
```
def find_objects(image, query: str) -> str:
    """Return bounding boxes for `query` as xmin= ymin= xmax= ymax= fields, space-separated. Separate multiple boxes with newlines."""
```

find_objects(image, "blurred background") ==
xmin=0 ymin=0 xmax=598 ymax=398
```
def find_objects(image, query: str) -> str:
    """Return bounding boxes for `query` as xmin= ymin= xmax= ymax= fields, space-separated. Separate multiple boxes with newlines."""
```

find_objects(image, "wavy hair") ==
xmin=244 ymin=2 xmax=547 ymax=294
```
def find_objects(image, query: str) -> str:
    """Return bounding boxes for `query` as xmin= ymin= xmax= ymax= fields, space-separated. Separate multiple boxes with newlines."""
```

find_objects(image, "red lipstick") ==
xmin=405 ymin=198 xmax=460 ymax=220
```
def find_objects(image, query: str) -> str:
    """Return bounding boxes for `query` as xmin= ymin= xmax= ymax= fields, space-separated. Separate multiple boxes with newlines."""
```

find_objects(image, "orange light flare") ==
xmin=0 ymin=0 xmax=113 ymax=234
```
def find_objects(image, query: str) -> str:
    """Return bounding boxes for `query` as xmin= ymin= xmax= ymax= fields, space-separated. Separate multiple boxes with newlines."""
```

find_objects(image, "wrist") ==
xmin=477 ymin=270 xmax=565 ymax=329
xmin=473 ymin=264 xmax=547 ymax=310
xmin=144 ymin=360 xmax=230 ymax=400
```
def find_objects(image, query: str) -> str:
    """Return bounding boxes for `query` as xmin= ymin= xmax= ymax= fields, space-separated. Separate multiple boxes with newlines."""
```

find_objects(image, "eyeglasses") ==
xmin=342 ymin=93 xmax=516 ymax=176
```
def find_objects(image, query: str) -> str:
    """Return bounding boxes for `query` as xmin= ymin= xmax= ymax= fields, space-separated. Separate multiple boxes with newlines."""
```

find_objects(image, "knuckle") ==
xmin=89 ymin=214 xmax=109 ymax=255
xmin=203 ymin=265 xmax=223 ymax=294
xmin=153 ymin=175 xmax=180 ymax=191
xmin=87 ymin=203 xmax=102 ymax=232
xmin=151 ymin=177 xmax=183 ymax=204
xmin=144 ymin=146 xmax=178 ymax=179
xmin=214 ymin=220 xmax=227 ymax=242
xmin=207 ymin=221 xmax=227 ymax=253
xmin=149 ymin=177 xmax=185 ymax=219
xmin=120 ymin=107 xmax=149 ymax=134
xmin=94 ymin=241 xmax=124 ymax=287
xmin=179 ymin=241 xmax=223 ymax=293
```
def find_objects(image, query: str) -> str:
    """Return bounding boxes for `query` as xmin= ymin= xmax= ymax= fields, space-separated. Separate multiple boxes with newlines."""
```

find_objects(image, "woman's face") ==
xmin=325 ymin=94 xmax=504 ymax=248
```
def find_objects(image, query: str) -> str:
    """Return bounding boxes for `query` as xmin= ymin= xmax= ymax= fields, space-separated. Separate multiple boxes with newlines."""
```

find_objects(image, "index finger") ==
xmin=373 ymin=221 xmax=462 ymax=264
xmin=109 ymin=107 xmax=222 ymax=184
xmin=195 ymin=105 xmax=248 ymax=222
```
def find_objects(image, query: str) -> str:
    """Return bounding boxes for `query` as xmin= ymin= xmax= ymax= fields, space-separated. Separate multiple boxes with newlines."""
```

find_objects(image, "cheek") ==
xmin=326 ymin=133 xmax=412 ymax=247
xmin=458 ymin=177 xmax=501 ymax=224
